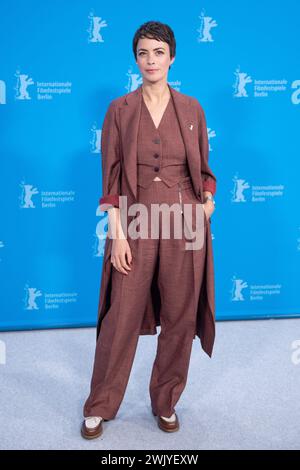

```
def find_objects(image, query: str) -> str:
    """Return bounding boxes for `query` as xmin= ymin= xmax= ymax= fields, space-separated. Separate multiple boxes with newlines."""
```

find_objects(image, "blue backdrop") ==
xmin=1 ymin=0 xmax=299 ymax=332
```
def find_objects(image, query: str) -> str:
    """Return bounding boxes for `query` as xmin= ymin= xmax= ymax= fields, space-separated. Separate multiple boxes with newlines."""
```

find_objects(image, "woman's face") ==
xmin=135 ymin=37 xmax=175 ymax=84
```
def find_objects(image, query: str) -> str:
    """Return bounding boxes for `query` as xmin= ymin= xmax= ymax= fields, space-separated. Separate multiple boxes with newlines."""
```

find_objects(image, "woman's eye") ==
xmin=138 ymin=51 xmax=164 ymax=56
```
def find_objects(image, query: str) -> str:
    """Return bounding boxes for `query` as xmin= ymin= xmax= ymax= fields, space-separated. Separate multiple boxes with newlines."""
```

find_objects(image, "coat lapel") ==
xmin=119 ymin=83 xmax=203 ymax=202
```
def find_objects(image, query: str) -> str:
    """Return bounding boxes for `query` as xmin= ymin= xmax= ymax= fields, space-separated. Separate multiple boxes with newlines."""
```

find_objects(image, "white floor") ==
xmin=1 ymin=318 xmax=299 ymax=450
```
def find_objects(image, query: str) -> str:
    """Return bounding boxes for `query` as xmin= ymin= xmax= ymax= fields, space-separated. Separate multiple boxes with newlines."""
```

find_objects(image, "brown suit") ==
xmin=83 ymin=83 xmax=217 ymax=420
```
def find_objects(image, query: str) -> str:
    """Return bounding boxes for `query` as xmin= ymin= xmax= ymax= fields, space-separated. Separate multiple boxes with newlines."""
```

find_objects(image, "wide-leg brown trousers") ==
xmin=83 ymin=176 xmax=207 ymax=419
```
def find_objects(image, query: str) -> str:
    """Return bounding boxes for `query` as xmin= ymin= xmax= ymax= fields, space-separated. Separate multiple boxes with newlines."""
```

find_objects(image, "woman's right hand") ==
xmin=111 ymin=238 xmax=133 ymax=275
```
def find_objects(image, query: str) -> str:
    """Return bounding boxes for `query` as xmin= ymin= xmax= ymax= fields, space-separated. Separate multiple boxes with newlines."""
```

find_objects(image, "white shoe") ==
xmin=84 ymin=416 xmax=103 ymax=429
xmin=160 ymin=413 xmax=176 ymax=422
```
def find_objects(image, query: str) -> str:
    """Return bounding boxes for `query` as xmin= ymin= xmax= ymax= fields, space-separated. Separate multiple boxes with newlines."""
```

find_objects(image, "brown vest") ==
xmin=137 ymin=94 xmax=190 ymax=188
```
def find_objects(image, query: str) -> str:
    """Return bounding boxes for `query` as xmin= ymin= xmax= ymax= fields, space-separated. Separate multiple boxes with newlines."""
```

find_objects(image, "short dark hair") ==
xmin=133 ymin=21 xmax=176 ymax=70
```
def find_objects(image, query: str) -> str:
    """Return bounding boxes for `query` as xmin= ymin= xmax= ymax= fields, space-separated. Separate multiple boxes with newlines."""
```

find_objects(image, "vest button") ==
xmin=154 ymin=166 xmax=159 ymax=172
xmin=153 ymin=153 xmax=159 ymax=158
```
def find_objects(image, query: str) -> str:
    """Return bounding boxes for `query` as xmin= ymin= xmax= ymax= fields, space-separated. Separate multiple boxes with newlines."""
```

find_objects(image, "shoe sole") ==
xmin=81 ymin=427 xmax=103 ymax=439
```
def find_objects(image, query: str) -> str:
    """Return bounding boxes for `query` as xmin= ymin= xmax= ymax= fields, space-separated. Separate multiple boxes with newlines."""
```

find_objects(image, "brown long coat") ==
xmin=97 ymin=84 xmax=217 ymax=358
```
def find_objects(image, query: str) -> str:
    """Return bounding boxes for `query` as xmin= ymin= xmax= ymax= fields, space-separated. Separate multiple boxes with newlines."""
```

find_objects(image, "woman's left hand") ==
xmin=202 ymin=200 xmax=215 ymax=221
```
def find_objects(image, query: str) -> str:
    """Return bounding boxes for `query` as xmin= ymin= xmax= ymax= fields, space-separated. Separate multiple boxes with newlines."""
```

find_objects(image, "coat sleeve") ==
xmin=99 ymin=100 xmax=122 ymax=211
xmin=196 ymin=100 xmax=217 ymax=196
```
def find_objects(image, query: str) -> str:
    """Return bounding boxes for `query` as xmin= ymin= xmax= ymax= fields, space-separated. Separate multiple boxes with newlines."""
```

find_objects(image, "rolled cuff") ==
xmin=99 ymin=194 xmax=120 ymax=211
xmin=202 ymin=178 xmax=216 ymax=196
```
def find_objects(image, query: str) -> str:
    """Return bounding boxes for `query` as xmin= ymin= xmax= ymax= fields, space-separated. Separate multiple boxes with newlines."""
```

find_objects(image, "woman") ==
xmin=81 ymin=20 xmax=217 ymax=439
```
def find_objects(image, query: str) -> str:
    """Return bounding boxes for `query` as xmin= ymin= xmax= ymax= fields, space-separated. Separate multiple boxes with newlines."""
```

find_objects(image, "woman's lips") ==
xmin=146 ymin=69 xmax=158 ymax=73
